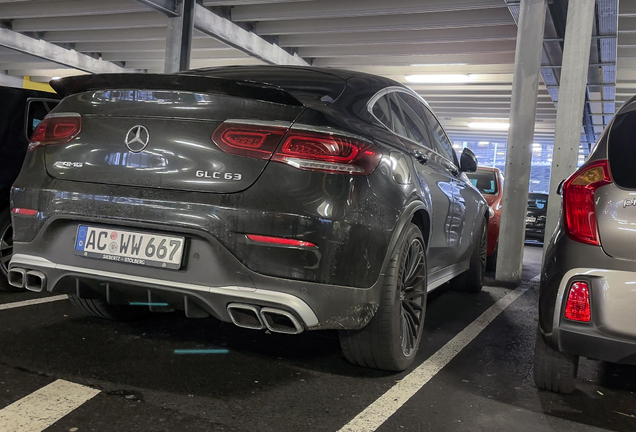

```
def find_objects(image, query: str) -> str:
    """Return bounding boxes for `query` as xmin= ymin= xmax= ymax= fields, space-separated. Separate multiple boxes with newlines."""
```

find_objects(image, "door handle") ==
xmin=412 ymin=150 xmax=429 ymax=165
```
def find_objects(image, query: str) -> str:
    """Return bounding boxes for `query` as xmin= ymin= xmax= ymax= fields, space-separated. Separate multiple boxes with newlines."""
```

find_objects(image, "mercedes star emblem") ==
xmin=124 ymin=125 xmax=150 ymax=152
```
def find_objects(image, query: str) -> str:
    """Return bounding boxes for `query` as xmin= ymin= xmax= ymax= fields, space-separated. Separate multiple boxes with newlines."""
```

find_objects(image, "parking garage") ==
xmin=1 ymin=1 xmax=635 ymax=431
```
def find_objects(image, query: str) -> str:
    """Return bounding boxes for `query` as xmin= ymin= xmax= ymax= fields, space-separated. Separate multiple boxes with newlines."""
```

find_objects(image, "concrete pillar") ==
xmin=543 ymin=1 xmax=596 ymax=248
xmin=164 ymin=0 xmax=195 ymax=73
xmin=495 ymin=0 xmax=547 ymax=285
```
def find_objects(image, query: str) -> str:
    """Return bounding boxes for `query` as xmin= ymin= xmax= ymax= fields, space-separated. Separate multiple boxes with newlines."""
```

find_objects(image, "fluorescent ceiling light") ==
xmin=478 ymin=141 xmax=489 ymax=145
xmin=468 ymin=122 xmax=510 ymax=131
xmin=405 ymin=74 xmax=473 ymax=84
xmin=409 ymin=63 xmax=468 ymax=67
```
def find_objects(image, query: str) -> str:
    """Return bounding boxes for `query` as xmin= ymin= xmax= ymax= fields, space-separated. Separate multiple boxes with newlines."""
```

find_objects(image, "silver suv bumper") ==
xmin=547 ymin=267 xmax=636 ymax=364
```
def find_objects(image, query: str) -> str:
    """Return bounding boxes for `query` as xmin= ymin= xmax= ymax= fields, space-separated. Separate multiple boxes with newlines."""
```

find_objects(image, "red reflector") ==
xmin=272 ymin=130 xmax=381 ymax=175
xmin=564 ymin=281 xmax=591 ymax=322
xmin=11 ymin=208 xmax=38 ymax=216
xmin=563 ymin=160 xmax=612 ymax=246
xmin=212 ymin=123 xmax=287 ymax=160
xmin=28 ymin=114 xmax=82 ymax=151
xmin=246 ymin=234 xmax=315 ymax=248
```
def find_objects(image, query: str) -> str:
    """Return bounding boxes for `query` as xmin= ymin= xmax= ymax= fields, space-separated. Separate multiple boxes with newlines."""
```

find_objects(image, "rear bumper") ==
xmin=551 ymin=327 xmax=636 ymax=365
xmin=541 ymin=266 xmax=636 ymax=365
xmin=10 ymin=251 xmax=382 ymax=331
xmin=525 ymin=226 xmax=545 ymax=241
xmin=540 ymin=227 xmax=636 ymax=364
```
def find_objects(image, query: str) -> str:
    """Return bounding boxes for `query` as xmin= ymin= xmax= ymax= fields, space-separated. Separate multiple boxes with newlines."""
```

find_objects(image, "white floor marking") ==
xmin=0 ymin=379 xmax=100 ymax=432
xmin=338 ymin=285 xmax=529 ymax=432
xmin=0 ymin=295 xmax=68 ymax=311
xmin=531 ymin=274 xmax=541 ymax=282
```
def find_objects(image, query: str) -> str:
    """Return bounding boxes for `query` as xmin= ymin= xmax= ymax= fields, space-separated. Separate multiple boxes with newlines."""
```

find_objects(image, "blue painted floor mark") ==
xmin=173 ymin=349 xmax=230 ymax=354
xmin=128 ymin=302 xmax=170 ymax=306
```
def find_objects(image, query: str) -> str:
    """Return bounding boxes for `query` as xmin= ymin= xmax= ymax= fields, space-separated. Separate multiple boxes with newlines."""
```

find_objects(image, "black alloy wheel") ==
xmin=339 ymin=223 xmax=427 ymax=371
xmin=478 ymin=222 xmax=488 ymax=275
xmin=0 ymin=209 xmax=17 ymax=291
xmin=399 ymin=235 xmax=426 ymax=357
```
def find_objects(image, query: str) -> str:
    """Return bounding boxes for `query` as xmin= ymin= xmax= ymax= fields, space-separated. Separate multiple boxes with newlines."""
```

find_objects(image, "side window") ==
xmin=25 ymin=99 xmax=58 ymax=140
xmin=387 ymin=93 xmax=408 ymax=137
xmin=421 ymin=106 xmax=456 ymax=163
xmin=396 ymin=93 xmax=433 ymax=149
xmin=371 ymin=95 xmax=391 ymax=129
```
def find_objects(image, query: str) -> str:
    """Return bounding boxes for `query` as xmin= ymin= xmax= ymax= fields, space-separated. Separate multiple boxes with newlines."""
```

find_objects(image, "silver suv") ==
xmin=534 ymin=95 xmax=636 ymax=393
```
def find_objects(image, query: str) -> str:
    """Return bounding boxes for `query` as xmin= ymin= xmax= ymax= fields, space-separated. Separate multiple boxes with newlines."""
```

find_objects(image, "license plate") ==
xmin=526 ymin=216 xmax=536 ymax=224
xmin=74 ymin=225 xmax=185 ymax=269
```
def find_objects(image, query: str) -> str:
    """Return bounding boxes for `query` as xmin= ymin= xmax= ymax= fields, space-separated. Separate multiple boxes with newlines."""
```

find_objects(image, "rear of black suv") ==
xmin=9 ymin=72 xmax=404 ymax=331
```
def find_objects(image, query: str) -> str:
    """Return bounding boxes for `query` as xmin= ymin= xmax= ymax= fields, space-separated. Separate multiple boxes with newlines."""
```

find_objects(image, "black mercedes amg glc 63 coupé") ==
xmin=9 ymin=66 xmax=487 ymax=371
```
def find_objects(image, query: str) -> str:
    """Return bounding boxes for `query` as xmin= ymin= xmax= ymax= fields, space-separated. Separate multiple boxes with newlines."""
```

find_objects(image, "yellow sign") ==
xmin=22 ymin=76 xmax=56 ymax=93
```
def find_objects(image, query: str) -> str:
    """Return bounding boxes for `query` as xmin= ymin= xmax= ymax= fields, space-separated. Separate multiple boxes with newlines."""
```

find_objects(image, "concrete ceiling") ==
xmin=0 ymin=0 xmax=631 ymax=150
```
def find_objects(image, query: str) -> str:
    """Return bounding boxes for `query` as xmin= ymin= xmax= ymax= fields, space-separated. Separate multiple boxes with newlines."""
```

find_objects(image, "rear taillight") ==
xmin=211 ymin=122 xmax=381 ymax=175
xmin=211 ymin=122 xmax=287 ymax=160
xmin=272 ymin=130 xmax=381 ymax=175
xmin=562 ymin=159 xmax=612 ymax=246
xmin=28 ymin=113 xmax=82 ymax=151
xmin=564 ymin=281 xmax=591 ymax=322
xmin=11 ymin=208 xmax=38 ymax=216
xmin=246 ymin=234 xmax=316 ymax=248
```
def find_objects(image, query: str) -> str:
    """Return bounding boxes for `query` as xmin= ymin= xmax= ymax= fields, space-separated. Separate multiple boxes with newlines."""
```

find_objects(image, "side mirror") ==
xmin=460 ymin=147 xmax=478 ymax=173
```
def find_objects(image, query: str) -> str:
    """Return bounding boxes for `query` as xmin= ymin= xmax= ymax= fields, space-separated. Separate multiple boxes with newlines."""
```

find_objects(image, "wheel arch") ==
xmin=410 ymin=209 xmax=431 ymax=250
xmin=380 ymin=201 xmax=430 ymax=278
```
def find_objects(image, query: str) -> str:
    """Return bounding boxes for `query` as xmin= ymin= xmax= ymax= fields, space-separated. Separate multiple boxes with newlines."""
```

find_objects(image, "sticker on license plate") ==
xmin=74 ymin=225 xmax=185 ymax=269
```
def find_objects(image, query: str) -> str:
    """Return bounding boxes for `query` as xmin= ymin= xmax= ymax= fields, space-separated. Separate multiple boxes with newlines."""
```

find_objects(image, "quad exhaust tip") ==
xmin=227 ymin=303 xmax=265 ymax=330
xmin=226 ymin=303 xmax=304 ymax=334
xmin=25 ymin=270 xmax=46 ymax=292
xmin=8 ymin=268 xmax=26 ymax=289
xmin=260 ymin=308 xmax=304 ymax=335
xmin=8 ymin=268 xmax=47 ymax=292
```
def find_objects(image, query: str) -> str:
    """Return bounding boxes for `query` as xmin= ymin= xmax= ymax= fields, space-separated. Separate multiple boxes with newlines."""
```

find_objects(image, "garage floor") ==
xmin=1 ymin=244 xmax=634 ymax=431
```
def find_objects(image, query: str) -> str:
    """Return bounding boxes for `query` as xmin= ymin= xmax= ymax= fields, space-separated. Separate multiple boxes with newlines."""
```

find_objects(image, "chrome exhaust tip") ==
xmin=260 ymin=308 xmax=304 ymax=334
xmin=227 ymin=303 xmax=265 ymax=330
xmin=8 ymin=268 xmax=26 ymax=289
xmin=24 ymin=270 xmax=46 ymax=293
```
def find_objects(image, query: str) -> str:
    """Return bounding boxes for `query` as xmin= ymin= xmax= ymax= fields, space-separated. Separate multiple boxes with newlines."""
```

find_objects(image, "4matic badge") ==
xmin=53 ymin=161 xmax=83 ymax=168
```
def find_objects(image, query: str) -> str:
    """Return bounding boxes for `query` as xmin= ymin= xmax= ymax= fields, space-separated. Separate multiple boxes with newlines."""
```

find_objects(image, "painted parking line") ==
xmin=338 ymin=285 xmax=529 ymax=432
xmin=0 ymin=295 xmax=68 ymax=311
xmin=0 ymin=379 xmax=100 ymax=432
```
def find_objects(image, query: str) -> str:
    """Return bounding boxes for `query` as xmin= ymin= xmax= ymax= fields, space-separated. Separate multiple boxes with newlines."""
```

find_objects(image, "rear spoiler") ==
xmin=50 ymin=73 xmax=303 ymax=107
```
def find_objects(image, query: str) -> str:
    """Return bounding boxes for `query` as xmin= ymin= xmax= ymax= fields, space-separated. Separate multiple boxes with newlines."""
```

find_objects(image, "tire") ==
xmin=451 ymin=216 xmax=487 ymax=293
xmin=486 ymin=244 xmax=497 ymax=272
xmin=68 ymin=295 xmax=144 ymax=321
xmin=339 ymin=223 xmax=427 ymax=371
xmin=533 ymin=327 xmax=578 ymax=394
xmin=0 ymin=208 xmax=19 ymax=292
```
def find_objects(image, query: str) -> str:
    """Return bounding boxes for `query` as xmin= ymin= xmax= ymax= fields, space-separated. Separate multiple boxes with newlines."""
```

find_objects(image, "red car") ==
xmin=466 ymin=166 xmax=503 ymax=270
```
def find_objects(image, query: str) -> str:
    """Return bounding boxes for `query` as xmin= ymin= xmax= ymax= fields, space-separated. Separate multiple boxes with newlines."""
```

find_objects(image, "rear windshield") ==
xmin=608 ymin=108 xmax=636 ymax=188
xmin=182 ymin=67 xmax=346 ymax=105
xmin=528 ymin=194 xmax=548 ymax=209
xmin=467 ymin=170 xmax=498 ymax=195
